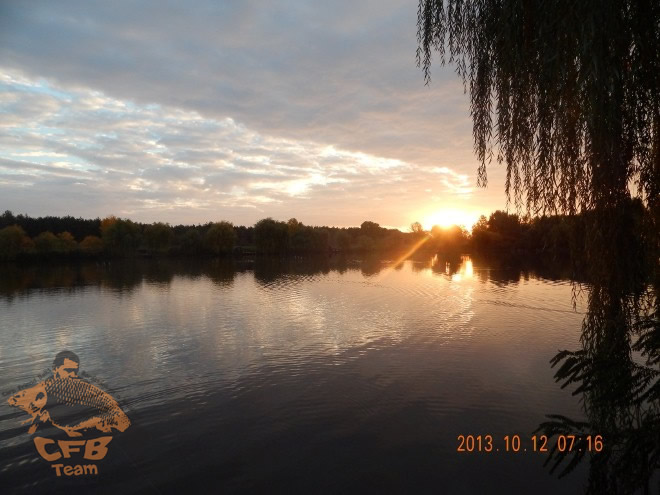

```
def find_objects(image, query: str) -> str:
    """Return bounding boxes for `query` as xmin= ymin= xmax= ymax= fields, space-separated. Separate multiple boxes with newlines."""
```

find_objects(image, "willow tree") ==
xmin=416 ymin=0 xmax=659 ymax=347
xmin=417 ymin=2 xmax=659 ymax=489
xmin=417 ymin=0 xmax=658 ymax=214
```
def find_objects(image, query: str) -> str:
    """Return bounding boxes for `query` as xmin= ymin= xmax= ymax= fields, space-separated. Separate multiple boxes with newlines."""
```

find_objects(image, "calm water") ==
xmin=0 ymin=256 xmax=590 ymax=494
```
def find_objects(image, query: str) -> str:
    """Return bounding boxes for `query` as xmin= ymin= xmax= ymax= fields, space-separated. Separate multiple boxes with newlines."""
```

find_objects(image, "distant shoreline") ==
xmin=1 ymin=202 xmax=650 ymax=264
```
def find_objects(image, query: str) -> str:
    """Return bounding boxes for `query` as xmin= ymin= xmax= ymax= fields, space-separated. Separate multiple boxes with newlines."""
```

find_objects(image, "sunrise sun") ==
xmin=422 ymin=209 xmax=480 ymax=231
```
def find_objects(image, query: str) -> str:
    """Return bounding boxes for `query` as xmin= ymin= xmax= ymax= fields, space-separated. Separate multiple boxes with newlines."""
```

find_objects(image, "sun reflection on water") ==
xmin=451 ymin=258 xmax=474 ymax=281
xmin=430 ymin=255 xmax=474 ymax=281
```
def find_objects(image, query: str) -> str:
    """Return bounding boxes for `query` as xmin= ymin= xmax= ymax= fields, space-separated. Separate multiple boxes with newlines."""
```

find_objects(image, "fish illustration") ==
xmin=8 ymin=376 xmax=130 ymax=437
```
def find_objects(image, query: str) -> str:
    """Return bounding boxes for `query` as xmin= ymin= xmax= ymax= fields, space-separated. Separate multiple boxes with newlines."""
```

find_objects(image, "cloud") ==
xmin=0 ymin=1 xmax=507 ymax=228
xmin=0 ymin=1 xmax=477 ymax=159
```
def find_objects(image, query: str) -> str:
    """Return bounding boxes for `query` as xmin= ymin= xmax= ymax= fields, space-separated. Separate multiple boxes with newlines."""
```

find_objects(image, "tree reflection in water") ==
xmin=537 ymin=207 xmax=659 ymax=494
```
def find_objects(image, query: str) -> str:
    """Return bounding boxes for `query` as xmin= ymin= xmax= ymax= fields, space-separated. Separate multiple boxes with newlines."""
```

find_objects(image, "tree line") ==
xmin=0 ymin=204 xmax=650 ymax=262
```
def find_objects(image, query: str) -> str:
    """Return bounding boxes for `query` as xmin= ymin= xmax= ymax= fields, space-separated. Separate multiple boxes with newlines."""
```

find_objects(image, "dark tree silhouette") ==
xmin=144 ymin=222 xmax=174 ymax=253
xmin=360 ymin=221 xmax=382 ymax=238
xmin=417 ymin=2 xmax=659 ymax=490
xmin=417 ymin=0 xmax=659 ymax=215
xmin=0 ymin=211 xmax=101 ymax=240
xmin=410 ymin=222 xmax=425 ymax=234
xmin=254 ymin=218 xmax=289 ymax=254
xmin=204 ymin=221 xmax=237 ymax=255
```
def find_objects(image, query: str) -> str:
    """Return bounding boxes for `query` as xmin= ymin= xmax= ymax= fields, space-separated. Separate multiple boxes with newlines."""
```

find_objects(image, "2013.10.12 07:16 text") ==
xmin=456 ymin=434 xmax=604 ymax=453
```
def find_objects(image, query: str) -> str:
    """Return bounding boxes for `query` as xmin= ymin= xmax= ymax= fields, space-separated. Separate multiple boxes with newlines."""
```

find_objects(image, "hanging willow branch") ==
xmin=417 ymin=0 xmax=660 ymax=215
xmin=417 ymin=4 xmax=660 ymax=490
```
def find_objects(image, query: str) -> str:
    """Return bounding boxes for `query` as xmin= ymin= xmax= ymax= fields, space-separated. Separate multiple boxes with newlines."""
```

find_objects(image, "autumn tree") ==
xmin=29 ymin=230 xmax=76 ymax=255
xmin=57 ymin=231 xmax=77 ymax=253
xmin=34 ymin=231 xmax=59 ymax=254
xmin=80 ymin=235 xmax=104 ymax=256
xmin=0 ymin=225 xmax=32 ymax=260
xmin=100 ymin=216 xmax=141 ymax=256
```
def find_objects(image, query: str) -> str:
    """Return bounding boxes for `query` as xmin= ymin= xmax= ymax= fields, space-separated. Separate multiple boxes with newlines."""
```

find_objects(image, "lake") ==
xmin=0 ymin=256 xmax=591 ymax=494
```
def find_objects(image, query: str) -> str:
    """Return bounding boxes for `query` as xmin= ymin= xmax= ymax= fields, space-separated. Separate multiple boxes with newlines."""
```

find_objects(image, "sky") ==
xmin=0 ymin=0 xmax=510 ymax=231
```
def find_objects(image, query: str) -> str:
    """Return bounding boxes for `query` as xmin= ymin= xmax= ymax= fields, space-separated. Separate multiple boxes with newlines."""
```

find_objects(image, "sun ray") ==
xmin=376 ymin=235 xmax=430 ymax=281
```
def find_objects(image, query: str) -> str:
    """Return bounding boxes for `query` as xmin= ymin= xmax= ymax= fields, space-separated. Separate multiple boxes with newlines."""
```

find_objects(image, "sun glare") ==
xmin=422 ymin=209 xmax=479 ymax=231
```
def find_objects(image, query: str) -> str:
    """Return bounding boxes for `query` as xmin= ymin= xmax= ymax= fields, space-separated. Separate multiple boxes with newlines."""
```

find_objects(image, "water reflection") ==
xmin=536 ymin=208 xmax=659 ymax=493
xmin=1 ymin=255 xmax=595 ymax=493
xmin=536 ymin=285 xmax=659 ymax=493
xmin=431 ymin=255 xmax=474 ymax=281
xmin=0 ymin=256 xmax=484 ymax=298
xmin=0 ymin=255 xmax=581 ymax=301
